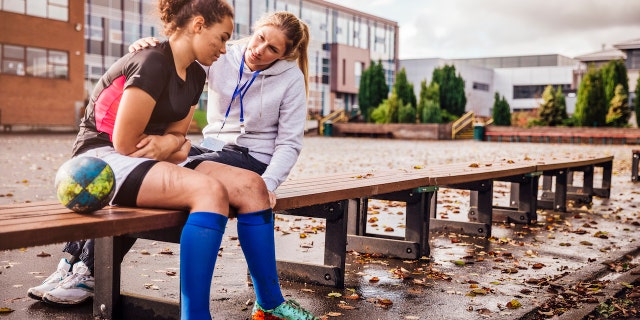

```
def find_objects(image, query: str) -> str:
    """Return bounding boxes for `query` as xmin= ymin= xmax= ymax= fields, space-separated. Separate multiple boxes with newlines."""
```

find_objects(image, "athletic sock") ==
xmin=180 ymin=211 xmax=228 ymax=320
xmin=236 ymin=208 xmax=285 ymax=310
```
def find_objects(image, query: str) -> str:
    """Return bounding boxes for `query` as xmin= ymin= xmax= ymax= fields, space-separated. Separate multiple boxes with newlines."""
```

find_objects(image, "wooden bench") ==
xmin=0 ymin=168 xmax=439 ymax=319
xmin=536 ymin=156 xmax=613 ymax=211
xmin=0 ymin=155 xmax=614 ymax=319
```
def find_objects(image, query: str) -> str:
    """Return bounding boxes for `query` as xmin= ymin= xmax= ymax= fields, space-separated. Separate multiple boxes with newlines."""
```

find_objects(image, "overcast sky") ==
xmin=324 ymin=0 xmax=640 ymax=60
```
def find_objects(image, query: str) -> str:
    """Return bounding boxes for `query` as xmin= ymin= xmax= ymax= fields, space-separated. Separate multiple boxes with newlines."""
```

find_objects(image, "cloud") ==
xmin=324 ymin=0 xmax=640 ymax=59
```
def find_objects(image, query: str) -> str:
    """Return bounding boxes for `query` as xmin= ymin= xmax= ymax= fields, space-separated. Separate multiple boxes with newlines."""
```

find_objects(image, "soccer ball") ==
xmin=55 ymin=156 xmax=115 ymax=213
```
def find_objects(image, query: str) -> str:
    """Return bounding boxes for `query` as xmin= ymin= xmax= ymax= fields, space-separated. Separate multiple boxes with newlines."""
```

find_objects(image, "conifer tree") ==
xmin=432 ymin=65 xmax=466 ymax=117
xmin=358 ymin=60 xmax=389 ymax=122
xmin=575 ymin=67 xmax=607 ymax=127
xmin=538 ymin=85 xmax=567 ymax=126
xmin=606 ymin=84 xmax=630 ymax=127
xmin=492 ymin=92 xmax=511 ymax=126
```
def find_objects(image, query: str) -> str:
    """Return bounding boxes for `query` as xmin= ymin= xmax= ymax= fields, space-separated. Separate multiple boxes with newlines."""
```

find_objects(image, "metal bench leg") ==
xmin=594 ymin=161 xmax=612 ymax=198
xmin=94 ymin=236 xmax=136 ymax=320
xmin=553 ymin=171 xmax=567 ymax=211
xmin=348 ymin=187 xmax=435 ymax=259
xmin=566 ymin=166 xmax=594 ymax=204
xmin=430 ymin=180 xmax=492 ymax=237
xmin=277 ymin=201 xmax=350 ymax=287
xmin=493 ymin=174 xmax=539 ymax=224
xmin=538 ymin=170 xmax=567 ymax=212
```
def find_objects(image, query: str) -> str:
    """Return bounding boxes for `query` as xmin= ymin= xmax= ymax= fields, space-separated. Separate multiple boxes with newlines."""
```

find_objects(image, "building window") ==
xmin=322 ymin=58 xmax=330 ymax=84
xmin=1 ymin=43 xmax=68 ymax=79
xmin=513 ymin=84 xmax=570 ymax=99
xmin=49 ymin=49 xmax=68 ymax=79
xmin=2 ymin=45 xmax=25 ymax=75
xmin=1 ymin=0 xmax=68 ymax=21
xmin=472 ymin=82 xmax=489 ymax=91
xmin=354 ymin=61 xmax=363 ymax=88
xmin=26 ymin=47 xmax=47 ymax=77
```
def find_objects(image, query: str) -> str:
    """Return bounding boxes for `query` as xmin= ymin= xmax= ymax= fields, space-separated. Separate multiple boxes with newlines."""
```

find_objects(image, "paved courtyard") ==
xmin=1 ymin=133 xmax=638 ymax=319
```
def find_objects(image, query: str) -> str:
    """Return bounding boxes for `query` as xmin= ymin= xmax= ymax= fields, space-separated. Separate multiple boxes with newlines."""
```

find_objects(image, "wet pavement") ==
xmin=1 ymin=133 xmax=639 ymax=320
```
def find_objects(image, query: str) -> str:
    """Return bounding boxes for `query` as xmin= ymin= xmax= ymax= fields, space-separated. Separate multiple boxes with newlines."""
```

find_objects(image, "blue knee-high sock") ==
xmin=236 ymin=209 xmax=285 ymax=310
xmin=180 ymin=211 xmax=228 ymax=320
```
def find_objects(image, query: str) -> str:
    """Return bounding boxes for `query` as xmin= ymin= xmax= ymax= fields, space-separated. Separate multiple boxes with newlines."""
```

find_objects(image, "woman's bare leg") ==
xmin=135 ymin=162 xmax=230 ymax=319
xmin=192 ymin=161 xmax=270 ymax=213
xmin=136 ymin=162 xmax=229 ymax=215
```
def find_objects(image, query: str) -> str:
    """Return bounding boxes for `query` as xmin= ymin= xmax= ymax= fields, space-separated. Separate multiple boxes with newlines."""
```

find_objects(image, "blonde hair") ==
xmin=253 ymin=11 xmax=310 ymax=96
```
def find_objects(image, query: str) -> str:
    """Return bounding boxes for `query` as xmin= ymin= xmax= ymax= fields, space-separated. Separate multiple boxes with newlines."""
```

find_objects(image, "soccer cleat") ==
xmin=27 ymin=258 xmax=73 ymax=300
xmin=251 ymin=299 xmax=319 ymax=320
xmin=42 ymin=260 xmax=94 ymax=306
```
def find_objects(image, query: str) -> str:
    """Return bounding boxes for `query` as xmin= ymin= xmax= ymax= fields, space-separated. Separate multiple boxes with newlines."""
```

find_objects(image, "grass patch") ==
xmin=193 ymin=109 xmax=208 ymax=130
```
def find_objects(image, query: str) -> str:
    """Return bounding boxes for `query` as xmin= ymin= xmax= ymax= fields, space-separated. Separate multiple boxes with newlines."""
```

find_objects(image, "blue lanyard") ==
xmin=220 ymin=52 xmax=261 ymax=134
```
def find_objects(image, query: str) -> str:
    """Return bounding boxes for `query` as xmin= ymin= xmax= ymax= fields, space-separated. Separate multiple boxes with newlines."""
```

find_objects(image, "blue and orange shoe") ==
xmin=251 ymin=299 xmax=319 ymax=320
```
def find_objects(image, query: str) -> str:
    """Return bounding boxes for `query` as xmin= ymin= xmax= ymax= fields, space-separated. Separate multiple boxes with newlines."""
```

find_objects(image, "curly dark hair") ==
xmin=158 ymin=0 xmax=234 ymax=36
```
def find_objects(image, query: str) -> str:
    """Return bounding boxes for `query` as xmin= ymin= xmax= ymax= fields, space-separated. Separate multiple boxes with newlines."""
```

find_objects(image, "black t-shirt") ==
xmin=72 ymin=41 xmax=205 ymax=156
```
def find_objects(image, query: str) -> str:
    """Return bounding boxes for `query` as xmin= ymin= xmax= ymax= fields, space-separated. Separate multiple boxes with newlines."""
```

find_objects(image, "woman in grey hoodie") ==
xmin=191 ymin=11 xmax=309 ymax=210
xmin=131 ymin=11 xmax=317 ymax=320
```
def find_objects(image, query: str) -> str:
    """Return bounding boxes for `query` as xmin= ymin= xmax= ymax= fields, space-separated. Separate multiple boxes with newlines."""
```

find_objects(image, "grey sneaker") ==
xmin=42 ymin=260 xmax=94 ymax=306
xmin=27 ymin=258 xmax=73 ymax=300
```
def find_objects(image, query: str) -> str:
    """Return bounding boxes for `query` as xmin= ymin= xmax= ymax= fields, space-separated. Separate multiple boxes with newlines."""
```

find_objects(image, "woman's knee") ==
xmin=182 ymin=174 xmax=229 ymax=209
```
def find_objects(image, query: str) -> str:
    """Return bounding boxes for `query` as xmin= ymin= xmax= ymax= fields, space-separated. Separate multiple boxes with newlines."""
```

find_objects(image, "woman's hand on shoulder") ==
xmin=128 ymin=37 xmax=160 ymax=53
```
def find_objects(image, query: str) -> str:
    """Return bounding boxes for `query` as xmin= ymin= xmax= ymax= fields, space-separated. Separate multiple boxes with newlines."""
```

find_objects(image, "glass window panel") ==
xmin=4 ymin=45 xmax=24 ymax=59
xmin=234 ymin=0 xmax=250 ymax=37
xmin=91 ymin=65 xmax=103 ymax=76
xmin=110 ymin=29 xmax=123 ymax=44
xmin=89 ymin=26 xmax=103 ymax=41
xmin=26 ymin=0 xmax=46 ymax=17
xmin=26 ymin=47 xmax=47 ymax=77
xmin=2 ymin=44 xmax=24 ymax=75
xmin=48 ymin=3 xmax=67 ymax=21
xmin=3 ymin=0 xmax=25 ymax=13
xmin=124 ymin=21 xmax=140 ymax=45
xmin=2 ymin=60 xmax=22 ymax=75
xmin=49 ymin=49 xmax=67 ymax=64
xmin=49 ymin=0 xmax=67 ymax=5
xmin=49 ymin=50 xmax=68 ymax=79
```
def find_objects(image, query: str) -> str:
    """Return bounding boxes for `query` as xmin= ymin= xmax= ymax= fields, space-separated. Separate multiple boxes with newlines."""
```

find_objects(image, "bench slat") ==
xmin=0 ymin=204 xmax=186 ymax=250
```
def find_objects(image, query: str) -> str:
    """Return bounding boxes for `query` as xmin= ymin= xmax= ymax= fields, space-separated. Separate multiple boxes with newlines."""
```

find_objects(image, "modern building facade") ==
xmin=401 ymin=55 xmax=582 ymax=117
xmin=0 ymin=0 xmax=398 ymax=129
xmin=401 ymin=40 xmax=639 ymax=118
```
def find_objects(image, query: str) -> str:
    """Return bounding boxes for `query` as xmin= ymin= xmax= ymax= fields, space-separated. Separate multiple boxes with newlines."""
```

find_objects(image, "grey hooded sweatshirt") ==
xmin=201 ymin=43 xmax=307 ymax=192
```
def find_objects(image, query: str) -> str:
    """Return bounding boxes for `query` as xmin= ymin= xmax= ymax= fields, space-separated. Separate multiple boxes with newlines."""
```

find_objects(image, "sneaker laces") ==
xmin=58 ymin=264 xmax=92 ymax=289
xmin=45 ymin=268 xmax=70 ymax=283
xmin=42 ymin=261 xmax=71 ymax=284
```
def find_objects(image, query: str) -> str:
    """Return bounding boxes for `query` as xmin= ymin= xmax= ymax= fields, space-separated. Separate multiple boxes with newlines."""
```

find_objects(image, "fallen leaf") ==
xmin=0 ymin=307 xmax=14 ymax=314
xmin=506 ymin=299 xmax=522 ymax=309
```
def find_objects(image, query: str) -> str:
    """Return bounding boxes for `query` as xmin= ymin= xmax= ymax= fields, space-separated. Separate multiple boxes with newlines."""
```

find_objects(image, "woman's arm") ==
xmin=112 ymin=87 xmax=184 ymax=161
xmin=162 ymin=106 xmax=196 ymax=164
